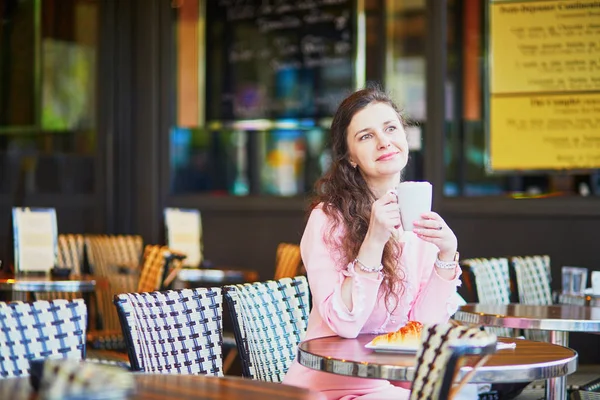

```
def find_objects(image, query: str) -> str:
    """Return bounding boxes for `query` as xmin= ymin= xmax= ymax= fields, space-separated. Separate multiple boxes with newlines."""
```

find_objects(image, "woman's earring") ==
xmin=350 ymin=161 xmax=357 ymax=169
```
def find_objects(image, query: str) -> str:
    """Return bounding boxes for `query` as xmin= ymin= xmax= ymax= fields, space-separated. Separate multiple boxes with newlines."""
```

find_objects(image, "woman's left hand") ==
xmin=412 ymin=212 xmax=458 ymax=260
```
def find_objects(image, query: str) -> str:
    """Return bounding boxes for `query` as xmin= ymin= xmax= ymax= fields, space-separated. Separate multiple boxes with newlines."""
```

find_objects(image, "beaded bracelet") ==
xmin=354 ymin=258 xmax=384 ymax=273
xmin=434 ymin=254 xmax=458 ymax=269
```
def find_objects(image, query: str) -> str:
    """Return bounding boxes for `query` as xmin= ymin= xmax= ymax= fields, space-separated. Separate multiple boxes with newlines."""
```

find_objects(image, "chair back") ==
xmin=85 ymin=235 xmax=143 ymax=333
xmin=410 ymin=323 xmax=497 ymax=400
xmin=511 ymin=255 xmax=552 ymax=305
xmin=511 ymin=255 xmax=552 ymax=342
xmin=114 ymin=288 xmax=223 ymax=376
xmin=273 ymin=243 xmax=302 ymax=280
xmin=224 ymin=276 xmax=310 ymax=382
xmin=57 ymin=234 xmax=86 ymax=275
xmin=136 ymin=245 xmax=185 ymax=293
xmin=464 ymin=257 xmax=512 ymax=304
xmin=463 ymin=257 xmax=514 ymax=337
xmin=0 ymin=299 xmax=87 ymax=378
xmin=86 ymin=235 xmax=143 ymax=275
xmin=34 ymin=234 xmax=86 ymax=302
xmin=571 ymin=391 xmax=600 ymax=400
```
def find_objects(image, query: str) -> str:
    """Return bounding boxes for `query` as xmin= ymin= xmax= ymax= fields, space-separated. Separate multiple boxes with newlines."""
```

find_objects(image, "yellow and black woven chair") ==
xmin=273 ymin=243 xmax=303 ymax=280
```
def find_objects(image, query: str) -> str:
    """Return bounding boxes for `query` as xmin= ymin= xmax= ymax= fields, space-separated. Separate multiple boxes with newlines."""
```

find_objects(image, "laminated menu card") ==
xmin=164 ymin=208 xmax=202 ymax=268
xmin=12 ymin=207 xmax=58 ymax=273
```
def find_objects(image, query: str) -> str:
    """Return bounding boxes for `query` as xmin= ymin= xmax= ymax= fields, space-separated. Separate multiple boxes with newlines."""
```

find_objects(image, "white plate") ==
xmin=364 ymin=339 xmax=419 ymax=354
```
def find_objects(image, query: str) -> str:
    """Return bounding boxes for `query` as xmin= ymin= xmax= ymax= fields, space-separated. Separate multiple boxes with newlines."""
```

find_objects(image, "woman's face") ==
xmin=346 ymin=102 xmax=409 ymax=190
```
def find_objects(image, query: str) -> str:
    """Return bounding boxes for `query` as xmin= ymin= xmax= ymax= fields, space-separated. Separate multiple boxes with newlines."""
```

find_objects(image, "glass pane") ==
xmin=258 ymin=128 xmax=328 ymax=196
xmin=169 ymin=126 xmax=331 ymax=196
xmin=0 ymin=0 xmax=99 ymax=196
xmin=171 ymin=0 xmax=336 ymax=196
xmin=41 ymin=0 xmax=97 ymax=131
xmin=0 ymin=132 xmax=96 ymax=195
xmin=445 ymin=0 xmax=600 ymax=197
xmin=385 ymin=0 xmax=426 ymax=182
xmin=204 ymin=0 xmax=356 ymax=121
xmin=0 ymin=0 xmax=36 ymax=127
xmin=170 ymin=127 xmax=249 ymax=196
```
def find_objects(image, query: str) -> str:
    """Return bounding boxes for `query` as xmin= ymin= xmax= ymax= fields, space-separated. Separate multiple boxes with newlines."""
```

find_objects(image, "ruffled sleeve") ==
xmin=301 ymin=207 xmax=383 ymax=338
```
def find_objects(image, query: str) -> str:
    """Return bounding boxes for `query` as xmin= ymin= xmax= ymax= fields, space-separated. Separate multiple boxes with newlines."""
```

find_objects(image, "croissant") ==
xmin=371 ymin=320 xmax=423 ymax=347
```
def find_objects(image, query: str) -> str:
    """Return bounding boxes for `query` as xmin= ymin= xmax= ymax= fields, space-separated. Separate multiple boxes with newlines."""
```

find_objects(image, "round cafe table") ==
xmin=0 ymin=373 xmax=325 ymax=400
xmin=174 ymin=268 xmax=259 ymax=286
xmin=0 ymin=273 xmax=98 ymax=293
xmin=297 ymin=334 xmax=576 ymax=400
xmin=453 ymin=303 xmax=600 ymax=400
xmin=0 ymin=273 xmax=105 ymax=330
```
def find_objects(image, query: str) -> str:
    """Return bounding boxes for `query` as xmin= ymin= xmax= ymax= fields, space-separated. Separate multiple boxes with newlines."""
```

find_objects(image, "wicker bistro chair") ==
xmin=58 ymin=234 xmax=86 ymax=276
xmin=572 ymin=390 xmax=600 ymax=400
xmin=223 ymin=276 xmax=310 ymax=382
xmin=113 ymin=288 xmax=223 ymax=376
xmin=136 ymin=245 xmax=186 ymax=294
xmin=273 ymin=243 xmax=303 ymax=280
xmin=0 ymin=299 xmax=87 ymax=378
xmin=87 ymin=242 xmax=185 ymax=353
xmin=511 ymin=255 xmax=553 ymax=342
xmin=85 ymin=235 xmax=144 ymax=335
xmin=462 ymin=257 xmax=515 ymax=338
xmin=34 ymin=234 xmax=87 ymax=303
xmin=410 ymin=323 xmax=498 ymax=400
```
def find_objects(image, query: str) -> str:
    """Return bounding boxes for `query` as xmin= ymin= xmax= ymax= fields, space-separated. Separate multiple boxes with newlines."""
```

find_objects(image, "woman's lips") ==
xmin=377 ymin=152 xmax=398 ymax=161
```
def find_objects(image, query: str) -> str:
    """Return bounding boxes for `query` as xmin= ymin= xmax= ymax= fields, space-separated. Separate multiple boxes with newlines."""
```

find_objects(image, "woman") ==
xmin=283 ymin=87 xmax=463 ymax=399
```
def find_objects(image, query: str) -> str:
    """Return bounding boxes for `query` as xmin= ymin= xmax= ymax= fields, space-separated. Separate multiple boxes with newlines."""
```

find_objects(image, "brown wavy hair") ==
xmin=309 ymin=86 xmax=406 ymax=312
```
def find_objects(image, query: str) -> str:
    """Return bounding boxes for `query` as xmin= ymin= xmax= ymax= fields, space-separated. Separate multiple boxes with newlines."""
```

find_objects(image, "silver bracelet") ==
xmin=434 ymin=254 xmax=458 ymax=269
xmin=354 ymin=258 xmax=384 ymax=273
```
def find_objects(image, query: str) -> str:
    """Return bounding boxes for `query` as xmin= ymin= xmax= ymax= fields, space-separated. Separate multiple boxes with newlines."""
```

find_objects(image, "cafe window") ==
xmin=0 ymin=0 xmax=99 ymax=196
xmin=444 ymin=0 xmax=600 ymax=198
xmin=169 ymin=0 xmax=379 ymax=197
xmin=384 ymin=0 xmax=428 ymax=182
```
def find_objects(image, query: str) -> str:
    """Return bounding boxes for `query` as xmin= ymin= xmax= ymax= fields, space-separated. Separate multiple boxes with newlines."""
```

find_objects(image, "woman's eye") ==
xmin=359 ymin=133 xmax=372 ymax=141
xmin=386 ymin=125 xmax=397 ymax=133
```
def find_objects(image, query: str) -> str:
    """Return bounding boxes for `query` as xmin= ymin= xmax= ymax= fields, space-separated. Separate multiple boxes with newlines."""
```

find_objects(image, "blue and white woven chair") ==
xmin=0 ymin=299 xmax=87 ymax=378
xmin=223 ymin=276 xmax=310 ymax=382
xmin=511 ymin=255 xmax=553 ymax=342
xmin=410 ymin=323 xmax=497 ymax=400
xmin=462 ymin=257 xmax=515 ymax=337
xmin=113 ymin=287 xmax=223 ymax=376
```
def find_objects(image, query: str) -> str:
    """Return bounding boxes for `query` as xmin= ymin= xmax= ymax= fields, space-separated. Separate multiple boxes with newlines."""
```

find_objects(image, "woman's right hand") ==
xmin=365 ymin=190 xmax=401 ymax=247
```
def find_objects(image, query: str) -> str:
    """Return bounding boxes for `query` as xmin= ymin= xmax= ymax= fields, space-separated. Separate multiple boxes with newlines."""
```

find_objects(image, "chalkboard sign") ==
xmin=205 ymin=0 xmax=357 ymax=122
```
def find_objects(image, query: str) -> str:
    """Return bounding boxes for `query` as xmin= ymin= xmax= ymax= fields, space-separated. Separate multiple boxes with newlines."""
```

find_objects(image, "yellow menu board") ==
xmin=488 ymin=0 xmax=600 ymax=171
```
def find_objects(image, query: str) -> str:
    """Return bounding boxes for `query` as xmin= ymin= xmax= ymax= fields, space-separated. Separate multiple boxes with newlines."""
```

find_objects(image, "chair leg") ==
xmin=223 ymin=348 xmax=238 ymax=374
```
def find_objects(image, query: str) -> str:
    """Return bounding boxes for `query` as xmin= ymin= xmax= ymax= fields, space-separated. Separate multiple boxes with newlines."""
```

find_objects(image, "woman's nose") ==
xmin=377 ymin=136 xmax=391 ymax=149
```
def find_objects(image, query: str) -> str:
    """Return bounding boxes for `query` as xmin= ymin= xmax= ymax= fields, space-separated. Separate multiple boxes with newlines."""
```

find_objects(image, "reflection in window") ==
xmin=0 ymin=0 xmax=99 ymax=196
xmin=444 ymin=0 xmax=600 ymax=197
xmin=169 ymin=126 xmax=329 ymax=197
xmin=170 ymin=127 xmax=245 ymax=196
xmin=385 ymin=0 xmax=427 ymax=182
xmin=171 ymin=0 xmax=335 ymax=197
xmin=0 ymin=0 xmax=36 ymax=127
xmin=258 ymin=128 xmax=328 ymax=196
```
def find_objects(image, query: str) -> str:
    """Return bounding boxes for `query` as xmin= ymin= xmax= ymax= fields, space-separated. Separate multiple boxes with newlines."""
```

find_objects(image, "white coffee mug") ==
xmin=396 ymin=181 xmax=432 ymax=231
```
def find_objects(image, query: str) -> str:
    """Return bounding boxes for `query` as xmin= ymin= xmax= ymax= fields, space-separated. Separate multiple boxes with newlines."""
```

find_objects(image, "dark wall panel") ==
xmin=446 ymin=215 xmax=599 ymax=291
xmin=200 ymin=210 xmax=306 ymax=280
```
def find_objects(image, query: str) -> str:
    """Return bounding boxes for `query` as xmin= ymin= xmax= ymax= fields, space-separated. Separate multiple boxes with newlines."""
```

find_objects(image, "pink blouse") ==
xmin=283 ymin=205 xmax=462 ymax=399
